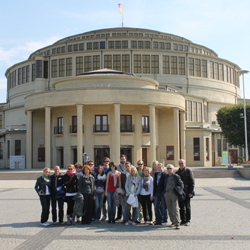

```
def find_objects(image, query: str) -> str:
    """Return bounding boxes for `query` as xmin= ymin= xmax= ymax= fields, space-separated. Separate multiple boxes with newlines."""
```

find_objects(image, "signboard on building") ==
xmin=221 ymin=151 xmax=229 ymax=164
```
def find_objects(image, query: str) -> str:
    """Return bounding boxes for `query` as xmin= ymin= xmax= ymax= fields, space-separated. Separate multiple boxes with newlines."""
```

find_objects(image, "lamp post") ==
xmin=237 ymin=69 xmax=249 ymax=161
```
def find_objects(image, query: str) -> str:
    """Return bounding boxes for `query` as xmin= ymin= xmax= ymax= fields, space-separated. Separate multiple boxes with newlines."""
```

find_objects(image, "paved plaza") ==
xmin=0 ymin=177 xmax=250 ymax=250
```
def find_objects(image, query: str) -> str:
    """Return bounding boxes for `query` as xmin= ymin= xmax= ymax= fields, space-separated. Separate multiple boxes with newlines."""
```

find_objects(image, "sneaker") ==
xmin=169 ymin=223 xmax=175 ymax=227
xmin=40 ymin=222 xmax=49 ymax=226
xmin=125 ymin=222 xmax=129 ymax=226
xmin=101 ymin=216 xmax=106 ymax=221
xmin=175 ymin=225 xmax=180 ymax=229
xmin=161 ymin=222 xmax=168 ymax=226
xmin=185 ymin=222 xmax=190 ymax=226
xmin=132 ymin=222 xmax=136 ymax=226
xmin=115 ymin=216 xmax=121 ymax=221
xmin=149 ymin=221 xmax=153 ymax=225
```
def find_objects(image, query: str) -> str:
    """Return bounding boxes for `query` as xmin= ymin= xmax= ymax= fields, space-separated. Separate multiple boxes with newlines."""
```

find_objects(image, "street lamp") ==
xmin=237 ymin=69 xmax=249 ymax=161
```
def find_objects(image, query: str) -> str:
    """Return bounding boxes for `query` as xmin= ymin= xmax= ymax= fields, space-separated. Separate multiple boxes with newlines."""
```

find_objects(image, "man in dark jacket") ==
xmin=175 ymin=159 xmax=195 ymax=226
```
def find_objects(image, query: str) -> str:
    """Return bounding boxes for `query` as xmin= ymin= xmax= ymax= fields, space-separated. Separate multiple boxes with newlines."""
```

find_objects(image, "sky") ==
xmin=1 ymin=0 xmax=250 ymax=103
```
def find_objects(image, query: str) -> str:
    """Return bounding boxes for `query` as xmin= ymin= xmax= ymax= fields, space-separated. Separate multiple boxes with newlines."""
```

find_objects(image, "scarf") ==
xmin=75 ymin=171 xmax=84 ymax=179
xmin=66 ymin=170 xmax=75 ymax=177
xmin=111 ymin=170 xmax=119 ymax=187
xmin=42 ymin=174 xmax=50 ymax=183
xmin=130 ymin=176 xmax=139 ymax=193
xmin=142 ymin=176 xmax=150 ymax=191
xmin=97 ymin=174 xmax=106 ymax=181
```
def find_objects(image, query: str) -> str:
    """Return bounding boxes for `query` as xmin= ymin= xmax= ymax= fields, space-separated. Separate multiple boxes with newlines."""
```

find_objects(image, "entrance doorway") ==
xmin=120 ymin=148 xmax=132 ymax=163
xmin=229 ymin=149 xmax=238 ymax=164
xmin=94 ymin=148 xmax=110 ymax=166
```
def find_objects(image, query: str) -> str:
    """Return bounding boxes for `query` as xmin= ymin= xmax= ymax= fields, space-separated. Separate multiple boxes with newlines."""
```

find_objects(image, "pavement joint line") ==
xmin=0 ymin=188 xmax=15 ymax=192
xmin=203 ymin=187 xmax=250 ymax=210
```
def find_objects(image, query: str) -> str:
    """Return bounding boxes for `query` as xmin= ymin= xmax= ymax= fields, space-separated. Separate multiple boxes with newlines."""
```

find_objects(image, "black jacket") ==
xmin=63 ymin=174 xmax=78 ymax=193
xmin=50 ymin=173 xmax=64 ymax=195
xmin=34 ymin=176 xmax=51 ymax=195
xmin=153 ymin=172 xmax=165 ymax=196
xmin=175 ymin=168 xmax=195 ymax=194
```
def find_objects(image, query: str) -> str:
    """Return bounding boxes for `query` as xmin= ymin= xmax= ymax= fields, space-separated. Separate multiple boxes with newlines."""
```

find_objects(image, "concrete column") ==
xmin=113 ymin=103 xmax=121 ymax=164
xmin=45 ymin=107 xmax=51 ymax=168
xmin=26 ymin=110 xmax=33 ymax=169
xmin=77 ymin=105 xmax=83 ymax=163
xmin=149 ymin=105 xmax=156 ymax=164
xmin=180 ymin=111 xmax=186 ymax=160
xmin=173 ymin=108 xmax=180 ymax=165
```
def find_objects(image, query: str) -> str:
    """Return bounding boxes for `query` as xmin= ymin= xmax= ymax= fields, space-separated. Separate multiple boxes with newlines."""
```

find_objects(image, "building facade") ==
xmin=0 ymin=27 xmax=242 ymax=169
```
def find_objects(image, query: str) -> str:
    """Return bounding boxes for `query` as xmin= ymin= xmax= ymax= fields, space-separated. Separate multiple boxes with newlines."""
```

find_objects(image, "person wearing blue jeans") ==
xmin=153 ymin=163 xmax=168 ymax=225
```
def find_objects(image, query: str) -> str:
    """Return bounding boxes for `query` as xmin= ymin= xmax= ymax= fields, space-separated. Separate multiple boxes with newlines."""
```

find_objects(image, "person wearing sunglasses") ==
xmin=175 ymin=159 xmax=195 ymax=226
xmin=163 ymin=164 xmax=183 ymax=230
xmin=63 ymin=164 xmax=78 ymax=225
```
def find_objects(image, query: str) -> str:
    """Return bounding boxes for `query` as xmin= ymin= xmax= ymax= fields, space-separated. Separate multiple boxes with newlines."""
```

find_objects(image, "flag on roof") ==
xmin=118 ymin=3 xmax=123 ymax=15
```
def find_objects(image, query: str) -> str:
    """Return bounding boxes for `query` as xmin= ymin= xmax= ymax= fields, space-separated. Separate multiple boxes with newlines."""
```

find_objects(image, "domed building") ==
xmin=0 ymin=27 xmax=242 ymax=169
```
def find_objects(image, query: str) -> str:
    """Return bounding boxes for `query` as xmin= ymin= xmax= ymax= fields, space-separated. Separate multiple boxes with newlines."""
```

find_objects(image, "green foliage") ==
xmin=216 ymin=103 xmax=250 ymax=151
xmin=238 ymin=156 xmax=244 ymax=164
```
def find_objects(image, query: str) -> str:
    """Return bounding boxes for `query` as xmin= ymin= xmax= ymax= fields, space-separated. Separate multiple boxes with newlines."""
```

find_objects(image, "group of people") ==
xmin=34 ymin=155 xmax=195 ymax=230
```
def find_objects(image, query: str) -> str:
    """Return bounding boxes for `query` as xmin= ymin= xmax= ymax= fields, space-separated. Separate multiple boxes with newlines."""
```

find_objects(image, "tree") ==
xmin=216 ymin=103 xmax=250 ymax=159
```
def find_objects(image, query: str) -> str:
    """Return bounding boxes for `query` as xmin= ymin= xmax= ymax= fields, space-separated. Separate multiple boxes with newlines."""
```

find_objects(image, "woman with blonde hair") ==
xmin=63 ymin=164 xmax=78 ymax=225
xmin=34 ymin=167 xmax=51 ymax=226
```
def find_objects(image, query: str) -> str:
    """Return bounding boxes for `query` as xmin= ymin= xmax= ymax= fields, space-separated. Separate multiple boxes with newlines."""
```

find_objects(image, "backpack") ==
xmin=73 ymin=193 xmax=84 ymax=217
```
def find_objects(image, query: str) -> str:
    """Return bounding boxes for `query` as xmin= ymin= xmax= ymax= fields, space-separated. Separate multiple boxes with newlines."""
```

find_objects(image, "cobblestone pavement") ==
xmin=0 ymin=178 xmax=250 ymax=250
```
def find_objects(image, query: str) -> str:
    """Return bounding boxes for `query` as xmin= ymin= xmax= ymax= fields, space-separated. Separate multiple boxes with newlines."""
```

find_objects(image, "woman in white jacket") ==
xmin=125 ymin=167 xmax=141 ymax=225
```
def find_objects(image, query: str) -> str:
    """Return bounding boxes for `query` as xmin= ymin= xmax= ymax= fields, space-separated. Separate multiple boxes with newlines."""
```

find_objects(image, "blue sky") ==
xmin=1 ymin=0 xmax=250 ymax=103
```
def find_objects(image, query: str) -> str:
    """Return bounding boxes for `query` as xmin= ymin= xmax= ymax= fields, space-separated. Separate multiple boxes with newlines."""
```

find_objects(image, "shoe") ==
xmin=77 ymin=218 xmax=81 ymax=223
xmin=175 ymin=225 xmax=180 ymax=229
xmin=40 ymin=222 xmax=49 ymax=226
xmin=154 ymin=222 xmax=161 ymax=225
xmin=115 ymin=217 xmax=121 ymax=221
xmin=112 ymin=220 xmax=116 ymax=223
xmin=161 ymin=222 xmax=168 ymax=226
xmin=185 ymin=222 xmax=190 ymax=226
xmin=132 ymin=222 xmax=136 ymax=226
xmin=108 ymin=220 xmax=111 ymax=223
xmin=149 ymin=221 xmax=153 ymax=225
xmin=169 ymin=223 xmax=175 ymax=227
xmin=180 ymin=221 xmax=186 ymax=225
xmin=101 ymin=216 xmax=106 ymax=221
xmin=135 ymin=220 xmax=141 ymax=224
xmin=125 ymin=222 xmax=129 ymax=226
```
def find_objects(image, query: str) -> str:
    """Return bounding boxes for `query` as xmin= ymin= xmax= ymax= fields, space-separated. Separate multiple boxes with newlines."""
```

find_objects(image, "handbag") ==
xmin=55 ymin=185 xmax=66 ymax=199
xmin=173 ymin=186 xmax=186 ymax=201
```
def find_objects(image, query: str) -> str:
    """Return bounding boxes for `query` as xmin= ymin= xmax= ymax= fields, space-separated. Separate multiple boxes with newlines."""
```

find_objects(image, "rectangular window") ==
xmin=204 ymin=103 xmax=208 ymax=122
xmin=93 ymin=42 xmax=99 ymax=50
xmin=32 ymin=64 xmax=35 ymax=81
xmin=73 ymin=44 xmax=78 ymax=51
xmin=173 ymin=43 xmax=178 ymax=51
xmin=153 ymin=41 xmax=158 ymax=49
xmin=179 ymin=44 xmax=183 ymax=51
xmin=56 ymin=117 xmax=63 ymax=134
xmin=214 ymin=62 xmax=219 ymax=80
xmin=87 ymin=42 xmax=92 ymax=50
xmin=59 ymin=59 xmax=65 ymax=77
xmin=76 ymin=56 xmax=83 ymax=75
xmin=183 ymin=45 xmax=188 ymax=52
xmin=186 ymin=100 xmax=192 ymax=121
xmin=210 ymin=62 xmax=214 ymax=79
xmin=71 ymin=116 xmax=77 ymax=133
xmin=44 ymin=61 xmax=48 ymax=79
xmin=201 ymin=60 xmax=207 ymax=78
xmin=197 ymin=102 xmax=202 ymax=122
xmin=0 ymin=115 xmax=2 ymax=128
xmin=192 ymin=101 xmax=197 ymax=121
xmin=93 ymin=55 xmax=100 ymax=70
xmin=95 ymin=115 xmax=108 ymax=132
xmin=170 ymin=56 xmax=177 ymax=75
xmin=131 ymin=40 xmax=137 ymax=49
xmin=115 ymin=41 xmax=121 ymax=49
xmin=193 ymin=138 xmax=200 ymax=161
xmin=68 ymin=44 xmax=72 ymax=52
xmin=206 ymin=138 xmax=209 ymax=161
xmin=163 ymin=55 xmax=170 ymax=74
xmin=142 ymin=116 xmax=149 ymax=133
xmin=51 ymin=59 xmax=58 ymax=78
xmin=122 ymin=54 xmax=130 ymax=73
xmin=22 ymin=66 xmax=26 ymax=84
xmin=166 ymin=146 xmax=174 ymax=160
xmin=165 ymin=43 xmax=171 ymax=50
xmin=122 ymin=41 xmax=128 ymax=49
xmin=219 ymin=64 xmax=224 ymax=81
xmin=79 ymin=43 xmax=84 ymax=51
xmin=108 ymin=41 xmax=114 ymax=49
xmin=36 ymin=60 xmax=43 ymax=78
xmin=134 ymin=54 xmax=141 ymax=73
xmin=38 ymin=148 xmax=45 ymax=162
xmin=100 ymin=41 xmax=105 ymax=49
xmin=84 ymin=56 xmax=92 ymax=72
xmin=0 ymin=142 xmax=3 ymax=159
xmin=121 ymin=115 xmax=132 ymax=132
xmin=145 ymin=41 xmax=150 ymax=49
xmin=178 ymin=57 xmax=185 ymax=75
xmin=61 ymin=46 xmax=65 ymax=53
xmin=15 ymin=140 xmax=21 ymax=155
xmin=151 ymin=55 xmax=159 ymax=74
xmin=195 ymin=59 xmax=201 ymax=77
xmin=143 ymin=55 xmax=150 ymax=73
xmin=217 ymin=139 xmax=222 ymax=157
xmin=138 ymin=41 xmax=144 ymax=49
xmin=189 ymin=58 xmax=194 ymax=76
xmin=7 ymin=140 xmax=10 ymax=159
xmin=18 ymin=68 xmax=21 ymax=85
xmin=66 ymin=58 xmax=72 ymax=76
xmin=104 ymin=55 xmax=112 ymax=69
xmin=113 ymin=55 xmax=121 ymax=71
xmin=159 ymin=42 xmax=164 ymax=49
